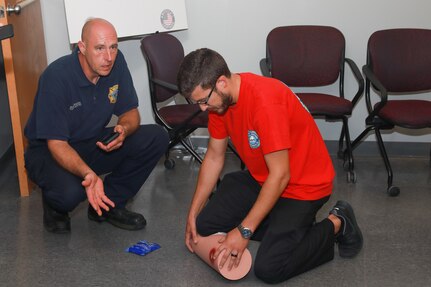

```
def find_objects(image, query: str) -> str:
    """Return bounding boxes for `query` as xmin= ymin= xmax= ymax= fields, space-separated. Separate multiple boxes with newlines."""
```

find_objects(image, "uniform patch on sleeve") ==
xmin=248 ymin=130 xmax=260 ymax=149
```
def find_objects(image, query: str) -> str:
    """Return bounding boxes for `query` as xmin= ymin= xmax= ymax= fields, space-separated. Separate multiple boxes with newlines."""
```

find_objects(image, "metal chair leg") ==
xmin=342 ymin=117 xmax=356 ymax=183
xmin=374 ymin=128 xmax=400 ymax=196
xmin=180 ymin=138 xmax=203 ymax=164
xmin=337 ymin=127 xmax=345 ymax=159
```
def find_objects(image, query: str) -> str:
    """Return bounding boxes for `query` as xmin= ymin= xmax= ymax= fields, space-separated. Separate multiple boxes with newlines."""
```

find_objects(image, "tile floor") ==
xmin=0 ymin=149 xmax=430 ymax=287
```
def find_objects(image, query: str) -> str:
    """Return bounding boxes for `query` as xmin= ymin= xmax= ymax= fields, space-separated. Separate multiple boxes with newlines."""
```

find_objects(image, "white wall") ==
xmin=40 ymin=0 xmax=431 ymax=142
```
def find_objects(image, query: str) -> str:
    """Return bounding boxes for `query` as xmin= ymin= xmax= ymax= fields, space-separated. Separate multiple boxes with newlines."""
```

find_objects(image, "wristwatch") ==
xmin=237 ymin=224 xmax=253 ymax=239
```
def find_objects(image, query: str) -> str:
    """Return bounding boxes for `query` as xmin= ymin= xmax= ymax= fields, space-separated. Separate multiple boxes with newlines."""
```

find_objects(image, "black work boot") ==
xmin=88 ymin=206 xmax=146 ymax=231
xmin=43 ymin=198 xmax=71 ymax=234
xmin=329 ymin=200 xmax=363 ymax=258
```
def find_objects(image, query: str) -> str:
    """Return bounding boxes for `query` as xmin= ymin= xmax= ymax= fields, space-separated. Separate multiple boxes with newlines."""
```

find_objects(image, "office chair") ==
xmin=260 ymin=25 xmax=364 ymax=183
xmin=141 ymin=32 xmax=208 ymax=169
xmin=141 ymin=32 xmax=244 ymax=170
xmin=350 ymin=28 xmax=431 ymax=196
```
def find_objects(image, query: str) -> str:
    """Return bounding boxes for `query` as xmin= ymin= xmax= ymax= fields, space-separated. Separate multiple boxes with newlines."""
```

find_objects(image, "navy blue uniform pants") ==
xmin=25 ymin=124 xmax=169 ymax=213
xmin=196 ymin=170 xmax=335 ymax=284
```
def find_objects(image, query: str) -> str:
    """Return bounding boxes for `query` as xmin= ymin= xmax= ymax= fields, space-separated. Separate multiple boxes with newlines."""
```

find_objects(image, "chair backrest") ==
xmin=367 ymin=28 xmax=431 ymax=93
xmin=141 ymin=33 xmax=184 ymax=103
xmin=266 ymin=25 xmax=345 ymax=87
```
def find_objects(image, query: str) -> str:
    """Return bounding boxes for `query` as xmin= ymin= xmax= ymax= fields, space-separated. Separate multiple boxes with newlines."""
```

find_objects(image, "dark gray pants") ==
xmin=196 ymin=170 xmax=335 ymax=284
xmin=25 ymin=124 xmax=169 ymax=212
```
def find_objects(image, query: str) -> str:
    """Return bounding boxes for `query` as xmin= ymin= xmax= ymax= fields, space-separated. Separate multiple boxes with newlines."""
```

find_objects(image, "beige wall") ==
xmin=41 ymin=0 xmax=431 ymax=142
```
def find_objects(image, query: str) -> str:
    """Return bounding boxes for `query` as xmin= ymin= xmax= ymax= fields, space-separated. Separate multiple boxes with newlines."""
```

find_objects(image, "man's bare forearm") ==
xmin=117 ymin=108 xmax=140 ymax=137
xmin=47 ymin=139 xmax=93 ymax=179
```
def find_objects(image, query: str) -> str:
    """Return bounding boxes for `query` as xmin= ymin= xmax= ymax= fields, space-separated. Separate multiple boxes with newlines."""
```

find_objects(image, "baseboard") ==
xmin=324 ymin=140 xmax=430 ymax=158
xmin=187 ymin=136 xmax=430 ymax=158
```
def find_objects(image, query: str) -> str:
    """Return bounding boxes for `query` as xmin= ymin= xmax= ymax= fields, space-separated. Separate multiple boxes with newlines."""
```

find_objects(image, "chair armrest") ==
xmin=151 ymin=78 xmax=178 ymax=92
xmin=168 ymin=108 xmax=203 ymax=138
xmin=152 ymin=77 xmax=196 ymax=104
xmin=362 ymin=65 xmax=388 ymax=118
xmin=345 ymin=58 xmax=364 ymax=106
xmin=260 ymin=58 xmax=271 ymax=77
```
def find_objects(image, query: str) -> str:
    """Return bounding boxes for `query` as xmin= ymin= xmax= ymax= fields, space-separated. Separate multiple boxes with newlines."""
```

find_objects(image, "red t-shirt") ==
xmin=208 ymin=73 xmax=335 ymax=200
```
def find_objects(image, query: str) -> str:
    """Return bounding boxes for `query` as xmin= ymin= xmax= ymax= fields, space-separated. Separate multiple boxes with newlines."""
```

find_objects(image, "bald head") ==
xmin=81 ymin=18 xmax=117 ymax=44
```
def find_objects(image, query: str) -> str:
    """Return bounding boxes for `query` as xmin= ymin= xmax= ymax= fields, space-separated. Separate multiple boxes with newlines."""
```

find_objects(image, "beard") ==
xmin=210 ymin=91 xmax=233 ymax=114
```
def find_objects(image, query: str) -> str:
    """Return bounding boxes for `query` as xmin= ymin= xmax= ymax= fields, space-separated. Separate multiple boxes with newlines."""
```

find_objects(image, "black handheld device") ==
xmin=100 ymin=132 xmax=119 ymax=145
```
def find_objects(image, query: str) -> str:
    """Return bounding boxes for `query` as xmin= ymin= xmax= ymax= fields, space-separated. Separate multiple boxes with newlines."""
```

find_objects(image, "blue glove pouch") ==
xmin=126 ymin=240 xmax=161 ymax=256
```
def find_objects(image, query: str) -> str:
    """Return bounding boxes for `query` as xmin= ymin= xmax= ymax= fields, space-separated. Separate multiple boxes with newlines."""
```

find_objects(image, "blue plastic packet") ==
xmin=126 ymin=240 xmax=161 ymax=256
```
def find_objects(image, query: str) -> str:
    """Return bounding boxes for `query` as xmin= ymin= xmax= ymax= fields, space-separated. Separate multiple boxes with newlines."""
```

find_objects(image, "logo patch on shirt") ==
xmin=69 ymin=101 xmax=82 ymax=111
xmin=108 ymin=84 xmax=119 ymax=104
xmin=248 ymin=130 xmax=260 ymax=149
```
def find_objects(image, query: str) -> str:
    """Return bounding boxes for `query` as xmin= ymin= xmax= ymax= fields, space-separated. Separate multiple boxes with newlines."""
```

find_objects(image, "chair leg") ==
xmin=342 ymin=117 xmax=356 ymax=183
xmin=163 ymin=149 xmax=175 ymax=169
xmin=374 ymin=128 xmax=400 ymax=196
xmin=180 ymin=138 xmax=203 ymax=164
xmin=351 ymin=126 xmax=375 ymax=150
xmin=185 ymin=136 xmax=196 ymax=152
xmin=337 ymin=127 xmax=345 ymax=159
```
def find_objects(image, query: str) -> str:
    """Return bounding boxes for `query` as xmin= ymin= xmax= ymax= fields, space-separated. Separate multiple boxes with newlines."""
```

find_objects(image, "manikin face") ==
xmin=78 ymin=20 xmax=118 ymax=82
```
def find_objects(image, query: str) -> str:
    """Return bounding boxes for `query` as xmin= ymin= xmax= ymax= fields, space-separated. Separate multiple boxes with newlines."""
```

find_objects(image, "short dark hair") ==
xmin=177 ymin=48 xmax=231 ymax=98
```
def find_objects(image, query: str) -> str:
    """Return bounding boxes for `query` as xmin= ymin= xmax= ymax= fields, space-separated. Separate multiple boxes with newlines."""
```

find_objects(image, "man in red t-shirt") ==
xmin=178 ymin=48 xmax=363 ymax=283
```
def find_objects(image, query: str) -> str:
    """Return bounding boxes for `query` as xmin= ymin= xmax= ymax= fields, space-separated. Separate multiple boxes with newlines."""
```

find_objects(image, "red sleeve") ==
xmin=254 ymin=104 xmax=292 ymax=155
xmin=208 ymin=112 xmax=228 ymax=139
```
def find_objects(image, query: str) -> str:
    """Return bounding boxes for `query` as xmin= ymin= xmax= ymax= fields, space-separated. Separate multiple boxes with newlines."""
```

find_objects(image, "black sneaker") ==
xmin=88 ymin=206 xmax=146 ymax=230
xmin=43 ymin=198 xmax=71 ymax=234
xmin=329 ymin=200 xmax=363 ymax=258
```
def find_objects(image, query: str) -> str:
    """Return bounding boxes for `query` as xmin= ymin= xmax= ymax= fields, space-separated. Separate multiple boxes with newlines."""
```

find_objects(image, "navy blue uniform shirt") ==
xmin=25 ymin=48 xmax=138 ymax=145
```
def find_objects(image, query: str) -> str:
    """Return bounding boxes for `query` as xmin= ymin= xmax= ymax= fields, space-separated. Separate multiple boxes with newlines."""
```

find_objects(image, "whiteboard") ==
xmin=63 ymin=0 xmax=188 ymax=43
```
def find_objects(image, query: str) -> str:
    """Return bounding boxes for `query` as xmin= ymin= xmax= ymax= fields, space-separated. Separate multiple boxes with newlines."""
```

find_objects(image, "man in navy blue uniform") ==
xmin=24 ymin=18 xmax=169 ymax=234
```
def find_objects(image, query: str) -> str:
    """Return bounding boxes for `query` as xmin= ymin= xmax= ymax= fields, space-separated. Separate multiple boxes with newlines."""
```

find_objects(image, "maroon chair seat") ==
xmin=377 ymin=100 xmax=431 ymax=128
xmin=159 ymin=105 xmax=209 ymax=128
xmin=297 ymin=93 xmax=353 ymax=116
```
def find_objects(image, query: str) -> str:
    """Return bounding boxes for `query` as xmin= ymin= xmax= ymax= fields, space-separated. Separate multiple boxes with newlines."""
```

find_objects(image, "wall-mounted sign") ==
xmin=64 ymin=0 xmax=188 ymax=43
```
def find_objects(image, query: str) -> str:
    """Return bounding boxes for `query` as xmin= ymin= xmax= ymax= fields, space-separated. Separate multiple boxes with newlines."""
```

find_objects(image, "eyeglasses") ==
xmin=192 ymin=85 xmax=215 ymax=105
